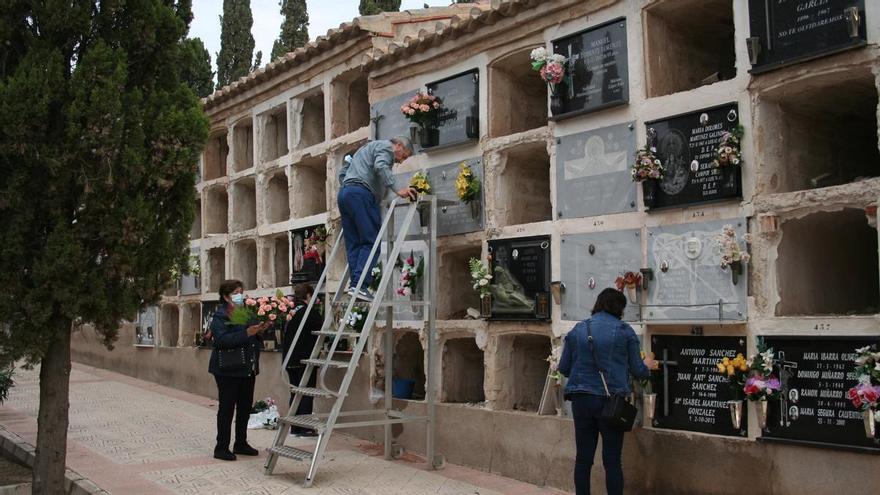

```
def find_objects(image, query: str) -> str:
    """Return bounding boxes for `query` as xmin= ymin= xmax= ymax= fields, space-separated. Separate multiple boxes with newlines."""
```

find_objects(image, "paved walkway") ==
xmin=0 ymin=364 xmax=568 ymax=494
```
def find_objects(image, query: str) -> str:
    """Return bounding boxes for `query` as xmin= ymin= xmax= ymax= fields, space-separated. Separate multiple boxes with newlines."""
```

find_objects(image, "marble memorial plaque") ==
xmin=371 ymin=92 xmax=418 ymax=147
xmin=488 ymin=236 xmax=551 ymax=320
xmin=651 ymin=334 xmax=748 ymax=437
xmin=760 ymin=336 xmax=880 ymax=452
xmin=179 ymin=247 xmax=201 ymax=295
xmin=645 ymin=219 xmax=748 ymax=321
xmin=135 ymin=306 xmax=158 ymax=346
xmin=392 ymin=158 xmax=483 ymax=237
xmin=426 ymin=69 xmax=479 ymax=148
xmin=559 ymin=229 xmax=641 ymax=322
xmin=644 ymin=103 xmax=742 ymax=209
xmin=557 ymin=123 xmax=637 ymax=218
xmin=748 ymin=0 xmax=867 ymax=74
xmin=552 ymin=17 xmax=629 ymax=117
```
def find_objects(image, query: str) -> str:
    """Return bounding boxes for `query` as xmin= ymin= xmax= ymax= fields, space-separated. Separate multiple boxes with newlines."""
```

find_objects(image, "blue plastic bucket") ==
xmin=391 ymin=378 xmax=415 ymax=399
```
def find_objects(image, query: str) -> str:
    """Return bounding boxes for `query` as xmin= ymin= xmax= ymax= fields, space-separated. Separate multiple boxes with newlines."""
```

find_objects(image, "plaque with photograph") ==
xmin=290 ymin=225 xmax=328 ymax=285
xmin=487 ymin=236 xmax=551 ymax=320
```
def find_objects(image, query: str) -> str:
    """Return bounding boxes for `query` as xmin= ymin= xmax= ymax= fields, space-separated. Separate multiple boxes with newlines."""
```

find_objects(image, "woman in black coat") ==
xmin=282 ymin=283 xmax=324 ymax=436
xmin=208 ymin=279 xmax=270 ymax=460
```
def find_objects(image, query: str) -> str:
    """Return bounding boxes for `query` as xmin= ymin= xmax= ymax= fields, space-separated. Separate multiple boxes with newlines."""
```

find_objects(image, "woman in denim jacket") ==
xmin=558 ymin=288 xmax=657 ymax=495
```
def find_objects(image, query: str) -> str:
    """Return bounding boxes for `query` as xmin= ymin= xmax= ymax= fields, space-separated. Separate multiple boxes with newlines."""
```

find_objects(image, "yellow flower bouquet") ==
xmin=409 ymin=171 xmax=431 ymax=195
xmin=455 ymin=162 xmax=481 ymax=204
xmin=716 ymin=353 xmax=749 ymax=400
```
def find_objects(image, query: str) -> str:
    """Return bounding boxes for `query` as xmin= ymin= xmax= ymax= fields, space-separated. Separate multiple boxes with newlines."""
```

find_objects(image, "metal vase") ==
xmin=728 ymin=400 xmax=744 ymax=430
xmin=480 ymin=294 xmax=492 ymax=318
xmin=643 ymin=393 xmax=657 ymax=424
xmin=864 ymin=409 xmax=877 ymax=439
xmin=756 ymin=400 xmax=769 ymax=430
xmin=626 ymin=286 xmax=638 ymax=304
xmin=468 ymin=200 xmax=482 ymax=222
xmin=730 ymin=260 xmax=742 ymax=286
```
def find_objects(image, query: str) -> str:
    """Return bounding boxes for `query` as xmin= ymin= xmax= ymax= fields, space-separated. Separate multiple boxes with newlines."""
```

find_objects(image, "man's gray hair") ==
xmin=390 ymin=136 xmax=414 ymax=155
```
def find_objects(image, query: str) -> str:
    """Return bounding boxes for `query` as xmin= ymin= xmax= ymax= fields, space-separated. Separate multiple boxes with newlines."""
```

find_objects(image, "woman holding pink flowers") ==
xmin=208 ymin=279 xmax=271 ymax=461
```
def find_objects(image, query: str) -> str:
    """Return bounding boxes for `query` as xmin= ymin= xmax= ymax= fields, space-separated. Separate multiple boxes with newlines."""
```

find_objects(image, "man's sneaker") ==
xmin=353 ymin=289 xmax=373 ymax=302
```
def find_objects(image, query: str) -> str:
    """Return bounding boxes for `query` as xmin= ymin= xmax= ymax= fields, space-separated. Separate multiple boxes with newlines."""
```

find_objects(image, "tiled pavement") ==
xmin=0 ymin=364 xmax=567 ymax=494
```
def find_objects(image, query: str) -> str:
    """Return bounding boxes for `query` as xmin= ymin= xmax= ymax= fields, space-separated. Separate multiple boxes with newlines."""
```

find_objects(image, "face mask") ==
xmin=231 ymin=293 xmax=245 ymax=306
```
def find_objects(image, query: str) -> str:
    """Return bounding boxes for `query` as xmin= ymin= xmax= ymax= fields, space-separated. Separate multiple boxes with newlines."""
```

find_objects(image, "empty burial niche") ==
xmin=207 ymin=247 xmax=226 ymax=292
xmin=179 ymin=303 xmax=200 ymax=347
xmin=438 ymin=245 xmax=482 ymax=319
xmin=260 ymin=105 xmax=288 ymax=163
xmin=159 ymin=305 xmax=180 ymax=347
xmin=203 ymin=131 xmax=228 ymax=181
xmin=299 ymin=90 xmax=326 ymax=149
xmin=776 ymin=209 xmax=879 ymax=316
xmin=273 ymin=235 xmax=290 ymax=287
xmin=291 ymin=156 xmax=327 ymax=217
xmin=496 ymin=142 xmax=552 ymax=226
xmin=191 ymin=197 xmax=202 ymax=239
xmin=331 ymin=69 xmax=370 ymax=137
xmin=442 ymin=338 xmax=485 ymax=404
xmin=266 ymin=171 xmax=290 ymax=224
xmin=489 ymin=48 xmax=548 ymax=137
xmin=644 ymin=0 xmax=735 ymax=97
xmin=232 ymin=117 xmax=255 ymax=172
xmin=498 ymin=334 xmax=551 ymax=412
xmin=230 ymin=178 xmax=257 ymax=232
xmin=759 ymin=68 xmax=879 ymax=194
xmin=393 ymin=332 xmax=426 ymax=400
xmin=203 ymin=186 xmax=228 ymax=234
xmin=232 ymin=239 xmax=258 ymax=290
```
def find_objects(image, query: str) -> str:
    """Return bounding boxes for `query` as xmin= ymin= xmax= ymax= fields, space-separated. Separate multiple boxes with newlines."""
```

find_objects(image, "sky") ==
xmin=191 ymin=1 xmax=457 ymax=80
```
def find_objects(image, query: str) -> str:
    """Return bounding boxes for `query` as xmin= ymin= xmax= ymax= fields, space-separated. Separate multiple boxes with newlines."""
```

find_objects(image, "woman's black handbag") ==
xmin=586 ymin=322 xmax=638 ymax=432
xmin=217 ymin=346 xmax=248 ymax=372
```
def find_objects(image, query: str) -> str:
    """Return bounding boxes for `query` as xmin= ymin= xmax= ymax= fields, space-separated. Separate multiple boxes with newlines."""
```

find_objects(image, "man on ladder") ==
xmin=337 ymin=136 xmax=416 ymax=302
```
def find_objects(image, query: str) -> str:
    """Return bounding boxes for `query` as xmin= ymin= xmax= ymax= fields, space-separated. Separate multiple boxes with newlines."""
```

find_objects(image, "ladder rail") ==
xmin=318 ymin=198 xmax=417 ymax=395
xmin=279 ymin=230 xmax=347 ymax=385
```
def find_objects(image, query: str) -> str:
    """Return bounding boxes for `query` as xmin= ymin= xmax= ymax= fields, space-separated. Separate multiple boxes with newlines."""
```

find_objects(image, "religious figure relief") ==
xmin=658 ymin=129 xmax=689 ymax=195
xmin=490 ymin=265 xmax=535 ymax=314
xmin=563 ymin=134 xmax=627 ymax=180
xmin=293 ymin=232 xmax=305 ymax=271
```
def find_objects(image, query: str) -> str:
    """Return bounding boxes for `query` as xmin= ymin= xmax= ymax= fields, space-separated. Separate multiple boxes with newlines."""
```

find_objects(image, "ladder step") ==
xmin=269 ymin=445 xmax=314 ymax=462
xmin=290 ymin=386 xmax=333 ymax=398
xmin=301 ymin=358 xmax=351 ymax=368
xmin=312 ymin=330 xmax=361 ymax=338
xmin=279 ymin=415 xmax=327 ymax=431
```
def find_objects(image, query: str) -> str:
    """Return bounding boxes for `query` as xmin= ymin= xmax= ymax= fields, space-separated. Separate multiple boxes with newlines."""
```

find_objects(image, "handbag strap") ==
xmin=585 ymin=321 xmax=611 ymax=397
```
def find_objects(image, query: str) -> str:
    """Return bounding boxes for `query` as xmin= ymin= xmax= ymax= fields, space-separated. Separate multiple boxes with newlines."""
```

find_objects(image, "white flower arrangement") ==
xmin=468 ymin=257 xmax=492 ymax=299
xmin=547 ymin=345 xmax=563 ymax=381
xmin=715 ymin=224 xmax=751 ymax=268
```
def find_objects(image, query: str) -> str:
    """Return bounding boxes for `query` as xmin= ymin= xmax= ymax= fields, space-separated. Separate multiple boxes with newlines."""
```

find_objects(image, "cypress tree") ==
xmin=180 ymin=38 xmax=215 ymax=98
xmin=216 ymin=0 xmax=257 ymax=88
xmin=271 ymin=0 xmax=310 ymax=61
xmin=0 ymin=1 xmax=208 ymax=491
xmin=359 ymin=0 xmax=402 ymax=16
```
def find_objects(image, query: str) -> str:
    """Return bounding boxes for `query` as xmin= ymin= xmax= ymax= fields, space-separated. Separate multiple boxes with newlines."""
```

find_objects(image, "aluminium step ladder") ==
xmin=265 ymin=195 xmax=450 ymax=487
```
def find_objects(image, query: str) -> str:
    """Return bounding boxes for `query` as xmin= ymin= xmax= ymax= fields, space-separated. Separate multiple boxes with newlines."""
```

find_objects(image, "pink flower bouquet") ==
xmin=848 ymin=382 xmax=880 ymax=411
xmin=400 ymin=92 xmax=442 ymax=128
xmin=743 ymin=374 xmax=781 ymax=401
xmin=229 ymin=290 xmax=295 ymax=327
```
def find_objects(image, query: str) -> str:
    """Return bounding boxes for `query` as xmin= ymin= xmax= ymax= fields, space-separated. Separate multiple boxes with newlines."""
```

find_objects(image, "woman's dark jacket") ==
xmin=558 ymin=311 xmax=649 ymax=397
xmin=282 ymin=299 xmax=323 ymax=369
xmin=208 ymin=304 xmax=262 ymax=377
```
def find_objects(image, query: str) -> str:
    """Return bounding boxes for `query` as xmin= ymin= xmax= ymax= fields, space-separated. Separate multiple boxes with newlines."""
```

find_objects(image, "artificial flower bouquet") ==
xmin=455 ymin=162 xmax=481 ymax=204
xmin=715 ymin=353 xmax=749 ymax=400
xmin=631 ymin=146 xmax=664 ymax=182
xmin=715 ymin=225 xmax=751 ymax=285
xmin=468 ymin=257 xmax=492 ymax=299
xmin=397 ymin=252 xmax=424 ymax=297
xmin=547 ymin=345 xmax=563 ymax=382
xmin=712 ymin=125 xmax=744 ymax=168
xmin=400 ymin=92 xmax=442 ymax=128
xmin=847 ymin=344 xmax=880 ymax=413
xmin=409 ymin=171 xmax=431 ymax=195
xmin=529 ymin=47 xmax=568 ymax=92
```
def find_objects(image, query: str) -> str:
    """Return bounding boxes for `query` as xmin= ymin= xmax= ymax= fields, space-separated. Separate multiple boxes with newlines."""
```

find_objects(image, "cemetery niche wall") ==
xmin=747 ymin=0 xmax=868 ymax=74
xmin=135 ymin=306 xmax=158 ymax=347
xmin=759 ymin=336 xmax=880 ymax=452
xmin=487 ymin=236 xmax=551 ymax=320
xmin=551 ymin=17 xmax=628 ymax=118
xmin=643 ymin=103 xmax=742 ymax=210
xmin=650 ymin=334 xmax=748 ymax=437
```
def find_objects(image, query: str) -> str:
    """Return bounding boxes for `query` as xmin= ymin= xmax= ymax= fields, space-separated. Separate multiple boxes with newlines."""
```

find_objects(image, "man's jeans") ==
xmin=337 ymin=184 xmax=381 ymax=289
